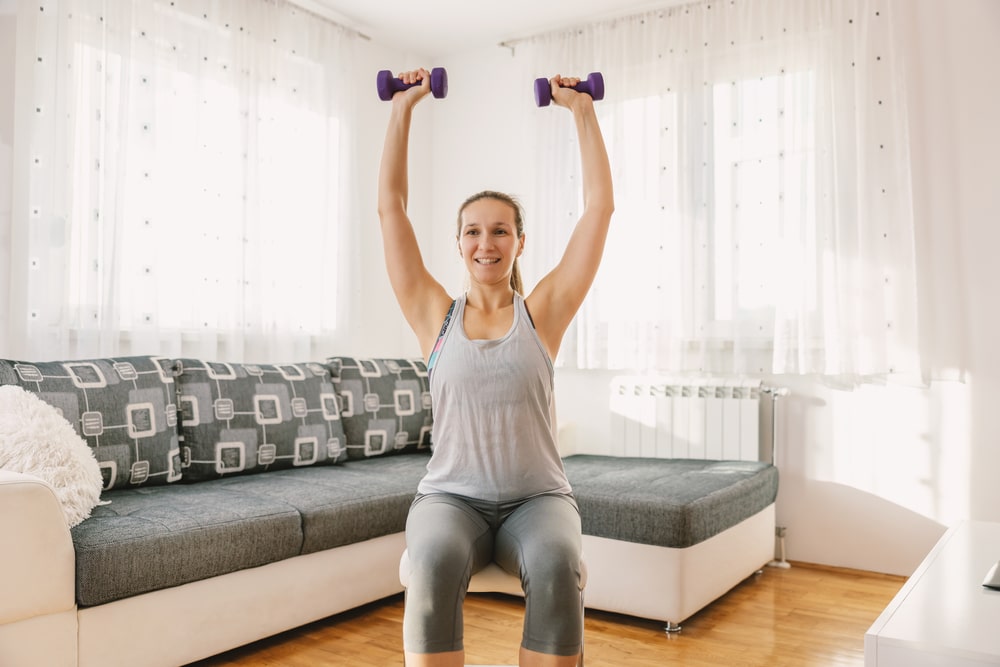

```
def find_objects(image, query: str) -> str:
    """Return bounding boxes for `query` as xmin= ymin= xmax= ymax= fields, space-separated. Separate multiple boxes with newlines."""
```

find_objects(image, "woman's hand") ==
xmin=392 ymin=68 xmax=432 ymax=107
xmin=548 ymin=74 xmax=594 ymax=112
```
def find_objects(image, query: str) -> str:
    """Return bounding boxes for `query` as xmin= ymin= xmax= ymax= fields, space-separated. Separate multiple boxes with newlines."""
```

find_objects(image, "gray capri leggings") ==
xmin=402 ymin=491 xmax=583 ymax=656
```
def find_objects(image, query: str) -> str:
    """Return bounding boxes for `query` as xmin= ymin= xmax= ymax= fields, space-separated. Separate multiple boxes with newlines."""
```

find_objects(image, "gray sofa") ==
xmin=0 ymin=354 xmax=778 ymax=667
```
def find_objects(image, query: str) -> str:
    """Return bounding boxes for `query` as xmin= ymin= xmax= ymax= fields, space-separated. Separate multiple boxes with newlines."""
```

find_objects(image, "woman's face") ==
xmin=458 ymin=198 xmax=524 ymax=288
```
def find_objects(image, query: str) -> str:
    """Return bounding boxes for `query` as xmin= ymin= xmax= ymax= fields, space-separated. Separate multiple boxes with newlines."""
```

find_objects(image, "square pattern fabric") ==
xmin=175 ymin=359 xmax=347 ymax=481
xmin=0 ymin=356 xmax=181 ymax=490
xmin=327 ymin=357 xmax=432 ymax=459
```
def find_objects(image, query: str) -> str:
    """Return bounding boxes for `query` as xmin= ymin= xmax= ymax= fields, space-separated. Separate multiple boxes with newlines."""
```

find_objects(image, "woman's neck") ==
xmin=465 ymin=284 xmax=515 ymax=314
xmin=463 ymin=286 xmax=516 ymax=341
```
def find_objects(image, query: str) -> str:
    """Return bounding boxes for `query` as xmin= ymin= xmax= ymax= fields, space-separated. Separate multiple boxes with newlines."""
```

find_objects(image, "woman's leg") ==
xmin=403 ymin=493 xmax=493 ymax=665
xmin=495 ymin=494 xmax=583 ymax=665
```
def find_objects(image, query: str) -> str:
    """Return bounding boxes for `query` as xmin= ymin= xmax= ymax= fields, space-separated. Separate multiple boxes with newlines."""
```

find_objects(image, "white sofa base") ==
xmin=0 ymin=609 xmax=78 ymax=667
xmin=581 ymin=503 xmax=776 ymax=628
xmin=78 ymin=532 xmax=407 ymax=667
xmin=456 ymin=504 xmax=776 ymax=631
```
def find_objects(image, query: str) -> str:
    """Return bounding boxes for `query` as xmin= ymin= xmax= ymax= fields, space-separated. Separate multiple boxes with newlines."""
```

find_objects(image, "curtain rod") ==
xmin=497 ymin=0 xmax=694 ymax=54
xmin=287 ymin=0 xmax=372 ymax=41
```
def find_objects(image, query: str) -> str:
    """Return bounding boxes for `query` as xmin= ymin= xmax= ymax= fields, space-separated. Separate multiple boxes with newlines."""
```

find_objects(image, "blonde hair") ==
xmin=457 ymin=191 xmax=526 ymax=294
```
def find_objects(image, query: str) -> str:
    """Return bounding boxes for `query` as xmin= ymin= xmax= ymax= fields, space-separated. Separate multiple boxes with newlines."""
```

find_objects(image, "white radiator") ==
xmin=609 ymin=376 xmax=783 ymax=462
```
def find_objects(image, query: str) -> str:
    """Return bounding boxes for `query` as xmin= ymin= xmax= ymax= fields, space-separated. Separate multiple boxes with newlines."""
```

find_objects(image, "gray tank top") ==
xmin=418 ymin=292 xmax=572 ymax=501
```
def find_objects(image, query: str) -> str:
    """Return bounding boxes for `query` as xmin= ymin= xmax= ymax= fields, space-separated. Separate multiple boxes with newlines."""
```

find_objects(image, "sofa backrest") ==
xmin=0 ymin=356 xmax=180 ymax=491
xmin=174 ymin=359 xmax=349 ymax=482
xmin=1 ymin=355 xmax=433 ymax=491
xmin=327 ymin=357 xmax=433 ymax=460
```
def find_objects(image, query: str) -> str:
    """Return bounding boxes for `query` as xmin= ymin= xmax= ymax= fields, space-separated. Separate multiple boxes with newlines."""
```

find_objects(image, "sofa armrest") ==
xmin=0 ymin=470 xmax=76 ymax=624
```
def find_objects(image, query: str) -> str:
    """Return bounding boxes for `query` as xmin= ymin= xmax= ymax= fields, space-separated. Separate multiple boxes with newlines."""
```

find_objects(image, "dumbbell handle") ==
xmin=534 ymin=72 xmax=605 ymax=107
xmin=377 ymin=68 xmax=448 ymax=101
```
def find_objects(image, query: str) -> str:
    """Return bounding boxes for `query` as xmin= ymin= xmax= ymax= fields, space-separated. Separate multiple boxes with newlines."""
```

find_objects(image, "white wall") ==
xmin=345 ymin=40 xmax=434 ymax=358
xmin=415 ymin=0 xmax=1000 ymax=576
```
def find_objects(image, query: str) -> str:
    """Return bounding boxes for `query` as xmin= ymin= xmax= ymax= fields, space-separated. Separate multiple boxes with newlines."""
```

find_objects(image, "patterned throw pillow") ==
xmin=327 ymin=357 xmax=433 ymax=459
xmin=175 ymin=359 xmax=347 ymax=481
xmin=0 ymin=356 xmax=181 ymax=490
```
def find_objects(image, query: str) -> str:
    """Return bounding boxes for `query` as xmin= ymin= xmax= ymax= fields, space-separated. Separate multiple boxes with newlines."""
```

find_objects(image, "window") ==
xmin=523 ymin=1 xmax=918 ymax=378
xmin=17 ymin=1 xmax=354 ymax=359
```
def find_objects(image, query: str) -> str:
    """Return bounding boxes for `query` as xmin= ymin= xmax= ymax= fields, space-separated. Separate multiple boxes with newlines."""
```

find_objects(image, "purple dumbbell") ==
xmin=534 ymin=72 xmax=605 ymax=107
xmin=377 ymin=67 xmax=448 ymax=101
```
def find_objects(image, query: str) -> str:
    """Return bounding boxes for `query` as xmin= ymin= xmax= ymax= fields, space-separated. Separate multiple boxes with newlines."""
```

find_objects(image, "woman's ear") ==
xmin=517 ymin=233 xmax=525 ymax=257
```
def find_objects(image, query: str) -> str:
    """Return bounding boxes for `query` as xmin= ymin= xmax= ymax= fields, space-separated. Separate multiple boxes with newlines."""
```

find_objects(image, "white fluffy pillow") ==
xmin=0 ymin=385 xmax=103 ymax=527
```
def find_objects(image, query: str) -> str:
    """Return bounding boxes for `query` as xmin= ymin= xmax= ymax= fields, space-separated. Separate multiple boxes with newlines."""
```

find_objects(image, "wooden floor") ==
xmin=189 ymin=562 xmax=904 ymax=667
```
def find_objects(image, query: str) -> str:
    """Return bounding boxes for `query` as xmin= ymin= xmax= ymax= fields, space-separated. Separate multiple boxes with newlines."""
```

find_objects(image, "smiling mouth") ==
xmin=475 ymin=258 xmax=500 ymax=265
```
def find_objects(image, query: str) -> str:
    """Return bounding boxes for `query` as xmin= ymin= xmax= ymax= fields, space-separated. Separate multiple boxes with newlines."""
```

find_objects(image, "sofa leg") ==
xmin=664 ymin=621 xmax=682 ymax=634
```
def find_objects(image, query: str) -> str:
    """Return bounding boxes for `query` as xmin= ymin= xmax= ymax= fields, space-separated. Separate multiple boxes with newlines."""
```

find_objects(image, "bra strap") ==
xmin=427 ymin=299 xmax=456 ymax=376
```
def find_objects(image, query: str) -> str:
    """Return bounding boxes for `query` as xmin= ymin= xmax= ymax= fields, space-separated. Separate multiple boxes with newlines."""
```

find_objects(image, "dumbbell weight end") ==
xmin=430 ymin=67 xmax=448 ymax=99
xmin=534 ymin=77 xmax=552 ymax=107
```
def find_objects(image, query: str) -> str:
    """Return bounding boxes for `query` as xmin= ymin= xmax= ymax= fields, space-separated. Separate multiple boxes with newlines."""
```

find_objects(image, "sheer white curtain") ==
xmin=8 ymin=0 xmax=357 ymax=362
xmin=517 ymin=0 xmax=919 ymax=382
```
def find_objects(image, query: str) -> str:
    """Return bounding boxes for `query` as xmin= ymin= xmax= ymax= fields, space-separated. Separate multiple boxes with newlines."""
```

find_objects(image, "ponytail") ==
xmin=510 ymin=258 xmax=523 ymax=295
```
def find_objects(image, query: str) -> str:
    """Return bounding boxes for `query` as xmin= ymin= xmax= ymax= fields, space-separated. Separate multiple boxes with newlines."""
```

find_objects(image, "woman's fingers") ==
xmin=550 ymin=74 xmax=586 ymax=109
xmin=390 ymin=68 xmax=432 ymax=105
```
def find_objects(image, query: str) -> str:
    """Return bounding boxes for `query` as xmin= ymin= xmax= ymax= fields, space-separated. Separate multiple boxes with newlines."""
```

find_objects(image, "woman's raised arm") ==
xmin=527 ymin=75 xmax=615 ymax=360
xmin=376 ymin=69 xmax=453 ymax=359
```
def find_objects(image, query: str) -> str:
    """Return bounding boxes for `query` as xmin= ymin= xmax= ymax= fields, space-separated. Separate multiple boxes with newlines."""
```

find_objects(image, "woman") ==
xmin=378 ymin=68 xmax=613 ymax=667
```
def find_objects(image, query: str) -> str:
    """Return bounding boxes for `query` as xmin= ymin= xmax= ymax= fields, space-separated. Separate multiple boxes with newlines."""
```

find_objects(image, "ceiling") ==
xmin=298 ymin=0 xmax=675 ymax=59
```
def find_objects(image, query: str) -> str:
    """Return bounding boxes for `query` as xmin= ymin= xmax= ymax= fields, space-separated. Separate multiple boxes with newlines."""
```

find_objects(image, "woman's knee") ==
xmin=522 ymin=549 xmax=583 ymax=599
xmin=497 ymin=495 xmax=582 ymax=588
xmin=406 ymin=495 xmax=494 ymax=599
xmin=407 ymin=542 xmax=476 ymax=591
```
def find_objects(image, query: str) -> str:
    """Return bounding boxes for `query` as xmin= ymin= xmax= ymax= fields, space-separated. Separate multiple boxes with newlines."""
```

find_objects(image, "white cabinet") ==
xmin=865 ymin=521 xmax=1000 ymax=666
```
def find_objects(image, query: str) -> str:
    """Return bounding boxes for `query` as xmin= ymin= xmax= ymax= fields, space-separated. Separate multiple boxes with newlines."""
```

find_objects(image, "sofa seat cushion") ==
xmin=71 ymin=484 xmax=303 ymax=607
xmin=563 ymin=455 xmax=779 ymax=549
xmin=213 ymin=452 xmax=429 ymax=554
